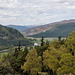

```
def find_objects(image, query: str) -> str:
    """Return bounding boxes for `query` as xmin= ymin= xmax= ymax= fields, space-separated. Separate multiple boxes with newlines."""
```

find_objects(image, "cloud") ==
xmin=0 ymin=0 xmax=75 ymax=25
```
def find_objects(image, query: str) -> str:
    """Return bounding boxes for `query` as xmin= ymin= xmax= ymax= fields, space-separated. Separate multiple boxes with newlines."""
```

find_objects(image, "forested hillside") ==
xmin=29 ymin=23 xmax=75 ymax=38
xmin=0 ymin=31 xmax=75 ymax=75
xmin=0 ymin=24 xmax=24 ymax=39
xmin=0 ymin=25 xmax=34 ymax=50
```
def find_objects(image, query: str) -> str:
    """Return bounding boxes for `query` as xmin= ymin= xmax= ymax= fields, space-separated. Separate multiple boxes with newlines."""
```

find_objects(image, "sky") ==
xmin=0 ymin=0 xmax=75 ymax=26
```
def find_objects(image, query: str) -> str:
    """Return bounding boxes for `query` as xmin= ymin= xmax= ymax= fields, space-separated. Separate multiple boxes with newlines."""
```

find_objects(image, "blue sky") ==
xmin=0 ymin=0 xmax=75 ymax=26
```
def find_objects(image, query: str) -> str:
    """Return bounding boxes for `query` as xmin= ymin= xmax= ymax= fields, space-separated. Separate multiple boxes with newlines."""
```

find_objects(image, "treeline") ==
xmin=0 ymin=38 xmax=35 ymax=51
xmin=0 ymin=25 xmax=35 ymax=50
xmin=0 ymin=31 xmax=75 ymax=75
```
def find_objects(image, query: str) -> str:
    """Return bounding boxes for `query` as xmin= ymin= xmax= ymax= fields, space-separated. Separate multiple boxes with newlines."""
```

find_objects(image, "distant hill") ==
xmin=29 ymin=23 xmax=75 ymax=38
xmin=22 ymin=19 xmax=75 ymax=37
xmin=7 ymin=25 xmax=28 ymax=32
xmin=0 ymin=25 xmax=33 ymax=48
xmin=7 ymin=25 xmax=39 ymax=32
xmin=0 ymin=24 xmax=24 ymax=40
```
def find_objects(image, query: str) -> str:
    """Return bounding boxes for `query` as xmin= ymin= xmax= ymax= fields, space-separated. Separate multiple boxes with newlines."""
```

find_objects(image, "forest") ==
xmin=0 ymin=31 xmax=75 ymax=75
xmin=0 ymin=25 xmax=35 ymax=51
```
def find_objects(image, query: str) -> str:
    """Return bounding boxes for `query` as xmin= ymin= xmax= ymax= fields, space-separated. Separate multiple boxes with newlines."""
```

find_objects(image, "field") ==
xmin=0 ymin=48 xmax=15 ymax=57
xmin=33 ymin=37 xmax=66 ymax=42
xmin=0 ymin=50 xmax=8 ymax=57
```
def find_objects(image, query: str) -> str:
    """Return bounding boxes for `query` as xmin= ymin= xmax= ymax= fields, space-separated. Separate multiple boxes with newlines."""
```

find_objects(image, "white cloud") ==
xmin=0 ymin=0 xmax=75 ymax=25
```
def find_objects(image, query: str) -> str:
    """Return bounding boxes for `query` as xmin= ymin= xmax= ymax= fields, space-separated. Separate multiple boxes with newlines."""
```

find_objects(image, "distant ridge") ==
xmin=22 ymin=19 xmax=75 ymax=37
xmin=7 ymin=25 xmax=28 ymax=32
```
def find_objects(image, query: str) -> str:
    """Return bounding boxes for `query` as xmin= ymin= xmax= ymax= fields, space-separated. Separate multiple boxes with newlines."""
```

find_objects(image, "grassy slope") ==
xmin=29 ymin=23 xmax=75 ymax=38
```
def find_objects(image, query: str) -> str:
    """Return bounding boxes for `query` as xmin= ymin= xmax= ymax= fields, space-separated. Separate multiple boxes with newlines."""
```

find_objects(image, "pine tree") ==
xmin=46 ymin=40 xmax=49 ymax=46
xmin=58 ymin=36 xmax=61 ymax=41
xmin=18 ymin=41 xmax=21 ymax=51
xmin=15 ymin=48 xmax=18 ymax=52
xmin=41 ymin=36 xmax=44 ymax=46
xmin=24 ymin=46 xmax=28 ymax=55
xmin=21 ymin=46 xmax=29 ymax=63
xmin=14 ymin=48 xmax=18 ymax=58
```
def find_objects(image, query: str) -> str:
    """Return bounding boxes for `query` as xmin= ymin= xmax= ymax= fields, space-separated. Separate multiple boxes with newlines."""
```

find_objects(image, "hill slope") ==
xmin=29 ymin=23 xmax=75 ymax=38
xmin=0 ymin=24 xmax=24 ymax=39
xmin=0 ymin=25 xmax=33 ymax=48
xmin=22 ymin=19 xmax=75 ymax=37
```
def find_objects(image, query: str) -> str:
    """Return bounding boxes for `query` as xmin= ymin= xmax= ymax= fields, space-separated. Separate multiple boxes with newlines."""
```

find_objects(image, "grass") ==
xmin=0 ymin=47 xmax=15 ymax=57
xmin=33 ymin=37 xmax=66 ymax=42
xmin=0 ymin=53 xmax=8 ymax=57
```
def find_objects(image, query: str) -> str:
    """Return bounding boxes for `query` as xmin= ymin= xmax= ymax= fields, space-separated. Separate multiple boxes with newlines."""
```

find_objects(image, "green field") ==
xmin=0 ymin=48 xmax=15 ymax=56
xmin=33 ymin=37 xmax=66 ymax=42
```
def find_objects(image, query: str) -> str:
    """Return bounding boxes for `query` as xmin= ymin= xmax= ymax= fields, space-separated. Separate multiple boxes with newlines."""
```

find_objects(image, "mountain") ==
xmin=7 ymin=25 xmax=28 ymax=32
xmin=25 ymin=25 xmax=39 ymax=28
xmin=7 ymin=25 xmax=39 ymax=32
xmin=22 ymin=19 xmax=75 ymax=38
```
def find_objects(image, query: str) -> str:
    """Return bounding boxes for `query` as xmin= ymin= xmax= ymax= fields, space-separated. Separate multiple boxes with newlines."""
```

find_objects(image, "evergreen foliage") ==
xmin=41 ymin=36 xmax=44 ymax=46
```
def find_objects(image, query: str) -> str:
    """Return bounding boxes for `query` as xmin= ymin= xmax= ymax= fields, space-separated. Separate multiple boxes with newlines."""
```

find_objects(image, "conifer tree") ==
xmin=58 ymin=36 xmax=61 ymax=41
xmin=18 ymin=41 xmax=21 ymax=51
xmin=21 ymin=46 xmax=29 ymax=64
xmin=46 ymin=40 xmax=49 ymax=46
xmin=24 ymin=46 xmax=28 ymax=55
xmin=41 ymin=36 xmax=44 ymax=46
xmin=14 ymin=48 xmax=18 ymax=58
